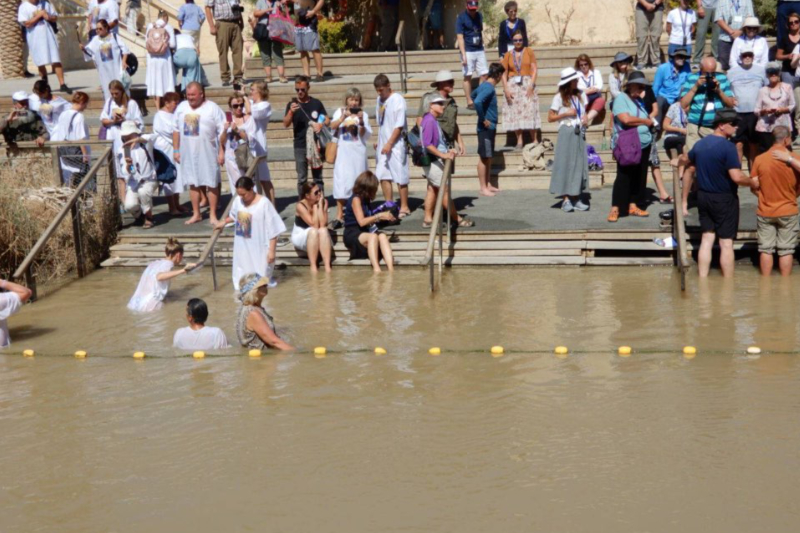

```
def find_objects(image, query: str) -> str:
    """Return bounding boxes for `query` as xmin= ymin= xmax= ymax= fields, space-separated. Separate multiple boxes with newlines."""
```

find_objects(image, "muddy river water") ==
xmin=2 ymin=268 xmax=799 ymax=532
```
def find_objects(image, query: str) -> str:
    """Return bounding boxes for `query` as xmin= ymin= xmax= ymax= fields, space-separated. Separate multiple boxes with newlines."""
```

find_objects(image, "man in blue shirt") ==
xmin=653 ymin=47 xmax=691 ymax=128
xmin=472 ymin=62 xmax=504 ymax=197
xmin=178 ymin=0 xmax=206 ymax=46
xmin=680 ymin=109 xmax=757 ymax=277
xmin=457 ymin=1 xmax=488 ymax=109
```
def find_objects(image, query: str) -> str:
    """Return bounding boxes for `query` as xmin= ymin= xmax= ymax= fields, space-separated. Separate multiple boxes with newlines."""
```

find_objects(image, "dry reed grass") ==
xmin=0 ymin=152 xmax=118 ymax=286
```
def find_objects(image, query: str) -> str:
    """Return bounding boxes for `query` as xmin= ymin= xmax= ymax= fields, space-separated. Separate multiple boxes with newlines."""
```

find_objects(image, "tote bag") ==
xmin=267 ymin=12 xmax=296 ymax=45
xmin=612 ymin=94 xmax=643 ymax=167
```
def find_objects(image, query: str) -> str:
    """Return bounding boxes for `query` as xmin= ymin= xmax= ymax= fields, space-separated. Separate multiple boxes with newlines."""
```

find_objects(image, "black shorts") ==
xmin=477 ymin=129 xmax=496 ymax=159
xmin=697 ymin=191 xmax=739 ymax=240
xmin=732 ymin=112 xmax=758 ymax=145
xmin=663 ymin=135 xmax=686 ymax=156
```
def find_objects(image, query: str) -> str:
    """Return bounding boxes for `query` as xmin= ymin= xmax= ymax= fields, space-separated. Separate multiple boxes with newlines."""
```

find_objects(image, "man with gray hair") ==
xmin=417 ymin=70 xmax=466 ymax=157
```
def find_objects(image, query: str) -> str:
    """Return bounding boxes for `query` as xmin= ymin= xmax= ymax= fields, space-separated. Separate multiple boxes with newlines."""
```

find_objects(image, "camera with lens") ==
xmin=350 ymin=107 xmax=362 ymax=115
xmin=704 ymin=72 xmax=717 ymax=90
xmin=232 ymin=3 xmax=245 ymax=16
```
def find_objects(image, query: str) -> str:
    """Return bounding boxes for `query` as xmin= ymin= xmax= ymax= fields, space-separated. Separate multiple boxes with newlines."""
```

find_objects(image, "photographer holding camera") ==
xmin=205 ymin=0 xmax=245 ymax=89
xmin=679 ymin=57 xmax=736 ymax=150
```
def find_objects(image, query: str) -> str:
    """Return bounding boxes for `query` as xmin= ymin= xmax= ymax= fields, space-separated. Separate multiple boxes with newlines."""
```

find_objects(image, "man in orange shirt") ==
xmin=750 ymin=125 xmax=800 ymax=276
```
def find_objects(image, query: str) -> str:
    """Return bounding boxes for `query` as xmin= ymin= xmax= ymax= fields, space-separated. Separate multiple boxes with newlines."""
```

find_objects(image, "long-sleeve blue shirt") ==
xmin=471 ymin=81 xmax=497 ymax=132
xmin=653 ymin=60 xmax=691 ymax=105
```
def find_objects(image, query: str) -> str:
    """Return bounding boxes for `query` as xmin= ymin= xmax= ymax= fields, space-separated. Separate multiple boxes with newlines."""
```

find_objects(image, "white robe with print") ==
xmin=18 ymin=1 xmax=60 ymax=67
xmin=174 ymin=100 xmax=225 ymax=188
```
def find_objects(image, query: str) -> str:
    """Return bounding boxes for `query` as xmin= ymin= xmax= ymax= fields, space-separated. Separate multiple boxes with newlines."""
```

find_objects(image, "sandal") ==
xmin=658 ymin=196 xmax=674 ymax=204
xmin=279 ymin=76 xmax=288 ymax=84
xmin=456 ymin=217 xmax=474 ymax=227
xmin=422 ymin=221 xmax=432 ymax=228
xmin=607 ymin=208 xmax=619 ymax=223
xmin=629 ymin=206 xmax=650 ymax=217
xmin=265 ymin=77 xmax=274 ymax=84
xmin=398 ymin=210 xmax=411 ymax=219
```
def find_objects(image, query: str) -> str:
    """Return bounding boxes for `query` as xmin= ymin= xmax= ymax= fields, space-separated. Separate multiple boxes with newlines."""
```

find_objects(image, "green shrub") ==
xmin=318 ymin=19 xmax=352 ymax=53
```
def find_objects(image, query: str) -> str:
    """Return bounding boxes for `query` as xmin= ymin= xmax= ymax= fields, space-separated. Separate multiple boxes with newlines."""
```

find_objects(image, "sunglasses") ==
xmin=512 ymin=39 xmax=524 ymax=43
xmin=791 ymin=20 xmax=800 ymax=25
xmin=312 ymin=189 xmax=321 ymax=196
xmin=231 ymin=104 xmax=243 ymax=109
xmin=295 ymin=87 xmax=308 ymax=92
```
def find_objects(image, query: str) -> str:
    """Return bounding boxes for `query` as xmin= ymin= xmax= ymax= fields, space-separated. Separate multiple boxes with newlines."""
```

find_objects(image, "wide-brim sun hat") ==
xmin=558 ymin=67 xmax=580 ymax=87
xmin=610 ymin=52 xmax=633 ymax=67
xmin=120 ymin=120 xmax=142 ymax=136
xmin=623 ymin=71 xmax=652 ymax=87
xmin=743 ymin=17 xmax=761 ymax=29
xmin=430 ymin=70 xmax=455 ymax=87
xmin=11 ymin=90 xmax=29 ymax=102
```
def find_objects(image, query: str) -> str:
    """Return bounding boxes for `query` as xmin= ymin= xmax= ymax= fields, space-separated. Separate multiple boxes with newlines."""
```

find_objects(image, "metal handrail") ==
xmin=186 ymin=155 xmax=268 ymax=290
xmin=13 ymin=146 xmax=113 ymax=281
xmin=671 ymin=161 xmax=689 ymax=291
xmin=422 ymin=158 xmax=454 ymax=292
xmin=395 ymin=20 xmax=408 ymax=93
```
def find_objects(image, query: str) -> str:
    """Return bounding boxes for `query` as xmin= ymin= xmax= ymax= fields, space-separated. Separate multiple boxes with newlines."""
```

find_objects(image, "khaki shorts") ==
xmin=424 ymin=159 xmax=444 ymax=187
xmin=686 ymin=123 xmax=715 ymax=150
xmin=757 ymin=214 xmax=800 ymax=256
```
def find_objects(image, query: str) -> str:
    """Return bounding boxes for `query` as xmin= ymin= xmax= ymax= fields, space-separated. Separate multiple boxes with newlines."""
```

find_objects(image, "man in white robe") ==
xmin=373 ymin=74 xmax=411 ymax=218
xmin=173 ymin=82 xmax=226 ymax=226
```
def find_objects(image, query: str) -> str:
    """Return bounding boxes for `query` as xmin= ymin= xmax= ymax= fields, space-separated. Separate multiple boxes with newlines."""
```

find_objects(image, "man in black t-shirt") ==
xmin=283 ymin=76 xmax=330 ymax=197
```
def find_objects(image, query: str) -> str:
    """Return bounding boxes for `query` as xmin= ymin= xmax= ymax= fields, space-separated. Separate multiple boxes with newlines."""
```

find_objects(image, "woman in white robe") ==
xmin=221 ymin=94 xmax=252 ymax=195
xmin=81 ymin=19 xmax=130 ymax=102
xmin=330 ymin=88 xmax=372 ymax=227
xmin=51 ymin=92 xmax=91 ymax=186
xmin=127 ymin=238 xmax=195 ymax=313
xmin=17 ymin=0 xmax=70 ymax=92
xmin=244 ymin=81 xmax=274 ymax=204
xmin=145 ymin=14 xmax=177 ymax=108
xmin=152 ymin=92 xmax=188 ymax=215
xmin=100 ymin=80 xmax=142 ymax=203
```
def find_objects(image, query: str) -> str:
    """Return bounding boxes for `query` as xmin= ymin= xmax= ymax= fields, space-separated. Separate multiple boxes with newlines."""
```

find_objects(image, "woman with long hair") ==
xmin=343 ymin=171 xmax=395 ymax=272
xmin=80 ymin=19 xmax=130 ymax=102
xmin=145 ymin=10 xmax=177 ymax=110
xmin=243 ymin=81 xmax=274 ymax=203
xmin=100 ymin=79 xmax=143 ymax=203
xmin=292 ymin=182 xmax=333 ymax=273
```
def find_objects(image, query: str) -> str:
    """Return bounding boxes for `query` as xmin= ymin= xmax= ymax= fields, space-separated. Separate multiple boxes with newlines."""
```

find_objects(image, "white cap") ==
xmin=12 ymin=91 xmax=29 ymax=102
xmin=120 ymin=120 xmax=141 ymax=137
xmin=429 ymin=96 xmax=447 ymax=106
xmin=430 ymin=70 xmax=455 ymax=87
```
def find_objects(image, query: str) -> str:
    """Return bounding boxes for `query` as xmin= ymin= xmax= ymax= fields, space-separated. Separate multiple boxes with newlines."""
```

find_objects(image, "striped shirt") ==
xmin=715 ymin=0 xmax=755 ymax=43
xmin=679 ymin=72 xmax=735 ymax=127
xmin=206 ymin=0 xmax=240 ymax=21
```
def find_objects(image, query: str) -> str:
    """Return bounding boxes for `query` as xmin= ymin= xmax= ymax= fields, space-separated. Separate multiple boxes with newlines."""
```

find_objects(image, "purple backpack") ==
xmin=586 ymin=145 xmax=603 ymax=170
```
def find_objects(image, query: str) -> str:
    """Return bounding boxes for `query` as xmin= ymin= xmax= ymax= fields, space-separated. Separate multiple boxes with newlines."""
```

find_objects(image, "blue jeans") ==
xmin=668 ymin=43 xmax=692 ymax=59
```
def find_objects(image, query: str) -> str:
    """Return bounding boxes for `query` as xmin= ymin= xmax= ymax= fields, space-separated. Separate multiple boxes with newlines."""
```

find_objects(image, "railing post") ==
xmin=70 ymin=201 xmax=86 ymax=278
xmin=50 ymin=146 xmax=62 ymax=187
xmin=25 ymin=266 xmax=37 ymax=303
xmin=211 ymin=249 xmax=218 ymax=291
xmin=395 ymin=21 xmax=407 ymax=93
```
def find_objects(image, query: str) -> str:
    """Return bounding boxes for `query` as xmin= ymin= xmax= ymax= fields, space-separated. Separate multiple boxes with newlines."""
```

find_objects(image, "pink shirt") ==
xmin=755 ymin=83 xmax=796 ymax=133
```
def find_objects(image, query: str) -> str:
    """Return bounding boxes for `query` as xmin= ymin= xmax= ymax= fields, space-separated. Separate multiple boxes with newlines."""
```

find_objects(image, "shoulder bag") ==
xmin=612 ymin=94 xmax=643 ymax=167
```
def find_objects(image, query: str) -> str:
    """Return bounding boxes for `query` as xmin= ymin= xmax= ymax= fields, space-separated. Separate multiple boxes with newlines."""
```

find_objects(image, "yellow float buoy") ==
xmin=374 ymin=347 xmax=387 ymax=355
xmin=248 ymin=349 xmax=262 ymax=358
xmin=618 ymin=346 xmax=632 ymax=356
xmin=683 ymin=346 xmax=697 ymax=355
xmin=490 ymin=346 xmax=504 ymax=356
xmin=193 ymin=351 xmax=205 ymax=359
xmin=133 ymin=351 xmax=145 ymax=360
xmin=23 ymin=349 xmax=34 ymax=358
xmin=74 ymin=350 xmax=87 ymax=359
xmin=747 ymin=346 xmax=762 ymax=355
xmin=554 ymin=346 xmax=568 ymax=355
xmin=429 ymin=347 xmax=441 ymax=356
xmin=314 ymin=347 xmax=327 ymax=356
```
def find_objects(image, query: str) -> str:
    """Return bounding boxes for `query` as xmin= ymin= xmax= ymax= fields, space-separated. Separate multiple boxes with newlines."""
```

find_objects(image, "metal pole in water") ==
xmin=211 ymin=249 xmax=218 ymax=291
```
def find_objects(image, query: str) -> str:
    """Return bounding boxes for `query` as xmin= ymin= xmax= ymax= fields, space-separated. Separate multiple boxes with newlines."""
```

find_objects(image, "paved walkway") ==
xmin=120 ymin=185 xmax=759 ymax=237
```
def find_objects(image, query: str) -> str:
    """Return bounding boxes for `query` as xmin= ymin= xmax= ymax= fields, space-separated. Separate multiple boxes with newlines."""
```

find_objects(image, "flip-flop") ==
xmin=422 ymin=221 xmax=432 ymax=228
xmin=658 ymin=196 xmax=674 ymax=204
xmin=456 ymin=217 xmax=474 ymax=227
xmin=398 ymin=210 xmax=411 ymax=219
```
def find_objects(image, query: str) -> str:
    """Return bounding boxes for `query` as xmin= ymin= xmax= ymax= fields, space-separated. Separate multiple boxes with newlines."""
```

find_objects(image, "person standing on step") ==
xmin=173 ymin=29 xmax=207 ymax=92
xmin=679 ymin=57 xmax=736 ymax=149
xmin=80 ymin=19 xmax=131 ymax=102
xmin=152 ymin=92 xmax=187 ymax=216
xmin=457 ymin=1 xmax=488 ymax=110
xmin=419 ymin=0 xmax=445 ymax=50
xmin=178 ymin=0 xmax=206 ymax=47
xmin=609 ymin=71 xmax=657 ymax=222
xmin=753 ymin=65 xmax=796 ymax=154
xmin=666 ymin=0 xmax=697 ymax=59
xmin=548 ymin=67 xmax=589 ymax=213
xmin=52 ymin=92 xmax=91 ymax=186
xmin=501 ymin=30 xmax=540 ymax=149
xmin=173 ymin=81 xmax=226 ymax=226
xmin=635 ymin=0 xmax=665 ymax=69
xmin=283 ymin=75 xmax=329 ymax=198
xmin=609 ymin=52 xmax=635 ymax=102
xmin=729 ymin=17 xmax=769 ymax=68
xmin=416 ymin=70 xmax=466 ymax=160
xmin=0 ymin=279 xmax=33 ymax=349
xmin=100 ymin=80 xmax=143 ymax=203
xmin=727 ymin=49 xmax=767 ymax=165
xmin=17 ymin=0 xmax=72 ymax=94
xmin=497 ymin=1 xmax=528 ymax=58
xmin=693 ymin=0 xmax=720 ymax=69
xmin=373 ymin=74 xmax=411 ymax=217
xmin=295 ymin=0 xmax=325 ymax=81
xmin=679 ymin=109 xmax=755 ymax=277
xmin=331 ymin=88 xmax=372 ymax=229
xmin=379 ymin=0 xmax=400 ymax=52
xmin=205 ymin=0 xmax=244 ymax=89
xmin=244 ymin=81 xmax=275 ymax=204
xmin=473 ymin=63 xmax=504 ymax=197
xmin=253 ymin=0 xmax=289 ymax=84
xmin=777 ymin=0 xmax=800 ymax=45
xmin=124 ymin=0 xmax=141 ymax=34
xmin=87 ymin=0 xmax=120 ymax=38
xmin=145 ymin=11 xmax=177 ymax=111
xmin=715 ymin=0 xmax=754 ymax=71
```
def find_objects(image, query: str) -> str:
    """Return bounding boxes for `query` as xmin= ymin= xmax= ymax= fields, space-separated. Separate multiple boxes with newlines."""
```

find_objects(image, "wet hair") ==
xmin=32 ymin=80 xmax=51 ymax=96
xmin=186 ymin=298 xmax=209 ymax=324
xmin=352 ymin=171 xmax=379 ymax=202
xmin=575 ymin=54 xmax=594 ymax=71
xmin=71 ymin=91 xmax=90 ymax=105
xmin=228 ymin=94 xmax=245 ymax=107
xmin=238 ymin=273 xmax=265 ymax=305
xmin=774 ymin=125 xmax=791 ymax=143
xmin=161 ymin=92 xmax=181 ymax=106
xmin=96 ymin=19 xmax=109 ymax=30
xmin=487 ymin=62 xmax=505 ymax=81
xmin=504 ymin=1 xmax=518 ymax=13
xmin=295 ymin=75 xmax=310 ymax=86
xmin=165 ymin=237 xmax=184 ymax=257
xmin=251 ymin=81 xmax=269 ymax=101
xmin=108 ymin=80 xmax=129 ymax=106
xmin=373 ymin=74 xmax=391 ymax=89
xmin=344 ymin=87 xmax=363 ymax=106
xmin=235 ymin=176 xmax=255 ymax=191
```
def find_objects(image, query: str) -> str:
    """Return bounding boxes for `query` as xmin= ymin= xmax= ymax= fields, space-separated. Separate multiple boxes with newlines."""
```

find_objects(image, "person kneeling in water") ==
xmin=128 ymin=238 xmax=196 ymax=312
xmin=173 ymin=298 xmax=229 ymax=351
xmin=236 ymin=273 xmax=294 ymax=351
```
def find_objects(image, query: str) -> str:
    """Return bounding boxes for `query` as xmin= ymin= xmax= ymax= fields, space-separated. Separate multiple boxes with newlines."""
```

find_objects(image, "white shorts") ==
xmin=424 ymin=160 xmax=444 ymax=187
xmin=291 ymin=224 xmax=311 ymax=251
xmin=375 ymin=147 xmax=410 ymax=185
xmin=124 ymin=180 xmax=158 ymax=218
xmin=462 ymin=51 xmax=489 ymax=78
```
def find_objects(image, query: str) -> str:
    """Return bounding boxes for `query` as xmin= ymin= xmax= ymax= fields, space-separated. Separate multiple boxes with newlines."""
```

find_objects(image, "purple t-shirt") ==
xmin=421 ymin=113 xmax=440 ymax=148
